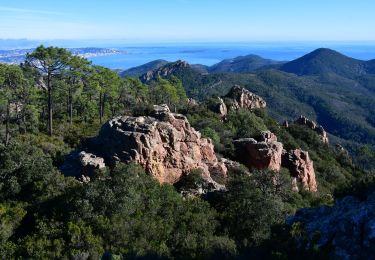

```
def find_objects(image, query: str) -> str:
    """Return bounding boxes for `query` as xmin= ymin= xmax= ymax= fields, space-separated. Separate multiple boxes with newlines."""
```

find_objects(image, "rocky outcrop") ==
xmin=233 ymin=131 xmax=283 ymax=172
xmin=294 ymin=115 xmax=329 ymax=144
xmin=79 ymin=151 xmax=106 ymax=171
xmin=224 ymin=85 xmax=266 ymax=111
xmin=233 ymin=131 xmax=317 ymax=192
xmin=215 ymin=97 xmax=228 ymax=117
xmin=61 ymin=151 xmax=106 ymax=178
xmin=187 ymin=98 xmax=198 ymax=107
xmin=74 ymin=104 xmax=227 ymax=188
xmin=289 ymin=192 xmax=375 ymax=259
xmin=282 ymin=149 xmax=317 ymax=192
xmin=220 ymin=158 xmax=244 ymax=172
xmin=140 ymin=60 xmax=189 ymax=83
xmin=210 ymin=86 xmax=266 ymax=117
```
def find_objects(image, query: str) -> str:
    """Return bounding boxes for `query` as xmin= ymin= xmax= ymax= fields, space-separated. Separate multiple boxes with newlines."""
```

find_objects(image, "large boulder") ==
xmin=289 ymin=192 xmax=375 ymax=259
xmin=88 ymin=104 xmax=227 ymax=185
xmin=294 ymin=115 xmax=329 ymax=144
xmin=60 ymin=151 xmax=106 ymax=178
xmin=233 ymin=131 xmax=283 ymax=172
xmin=282 ymin=149 xmax=317 ymax=192
xmin=79 ymin=151 xmax=106 ymax=171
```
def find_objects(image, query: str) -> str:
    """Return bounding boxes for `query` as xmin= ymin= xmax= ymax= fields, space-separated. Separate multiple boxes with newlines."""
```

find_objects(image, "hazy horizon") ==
xmin=1 ymin=40 xmax=375 ymax=70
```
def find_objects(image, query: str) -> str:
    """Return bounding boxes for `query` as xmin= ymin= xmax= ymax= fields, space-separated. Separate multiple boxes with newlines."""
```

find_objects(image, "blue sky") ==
xmin=0 ymin=0 xmax=374 ymax=42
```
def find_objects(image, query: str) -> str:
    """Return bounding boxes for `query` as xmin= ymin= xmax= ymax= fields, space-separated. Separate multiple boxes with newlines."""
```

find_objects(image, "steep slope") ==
xmin=121 ymin=59 xmax=169 ymax=77
xmin=280 ymin=48 xmax=367 ymax=78
xmin=139 ymin=60 xmax=208 ymax=88
xmin=209 ymin=54 xmax=283 ymax=73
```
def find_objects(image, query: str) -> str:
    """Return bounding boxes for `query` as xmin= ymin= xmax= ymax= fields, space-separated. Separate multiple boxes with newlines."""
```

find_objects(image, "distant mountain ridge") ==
xmin=123 ymin=48 xmax=375 ymax=149
xmin=280 ymin=48 xmax=375 ymax=78
xmin=120 ymin=59 xmax=169 ymax=77
xmin=208 ymin=54 xmax=284 ymax=73
xmin=121 ymin=54 xmax=283 ymax=77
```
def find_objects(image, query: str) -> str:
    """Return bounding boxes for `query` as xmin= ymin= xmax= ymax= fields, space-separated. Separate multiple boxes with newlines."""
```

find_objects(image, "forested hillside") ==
xmin=0 ymin=45 xmax=374 ymax=258
xmin=131 ymin=49 xmax=375 ymax=167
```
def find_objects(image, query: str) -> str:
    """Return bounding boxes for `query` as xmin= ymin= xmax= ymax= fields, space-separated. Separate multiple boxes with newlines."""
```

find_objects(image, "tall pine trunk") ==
xmin=69 ymin=86 xmax=73 ymax=125
xmin=99 ymin=92 xmax=103 ymax=124
xmin=47 ymin=73 xmax=53 ymax=136
xmin=5 ymin=101 xmax=10 ymax=146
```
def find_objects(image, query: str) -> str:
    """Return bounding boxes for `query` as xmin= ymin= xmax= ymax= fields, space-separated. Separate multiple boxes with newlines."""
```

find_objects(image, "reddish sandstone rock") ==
xmin=294 ymin=115 xmax=329 ymax=144
xmin=233 ymin=131 xmax=283 ymax=172
xmin=282 ymin=149 xmax=317 ymax=192
xmin=210 ymin=86 xmax=267 ymax=117
xmin=225 ymin=85 xmax=266 ymax=111
xmin=215 ymin=97 xmax=228 ymax=117
xmin=95 ymin=104 xmax=227 ymax=185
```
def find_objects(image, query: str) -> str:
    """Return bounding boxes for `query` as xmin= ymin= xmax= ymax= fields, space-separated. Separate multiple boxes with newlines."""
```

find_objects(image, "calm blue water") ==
xmin=87 ymin=42 xmax=375 ymax=70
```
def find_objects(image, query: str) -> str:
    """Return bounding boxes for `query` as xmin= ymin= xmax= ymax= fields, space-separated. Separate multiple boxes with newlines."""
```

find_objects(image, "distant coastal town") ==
xmin=0 ymin=47 xmax=122 ymax=64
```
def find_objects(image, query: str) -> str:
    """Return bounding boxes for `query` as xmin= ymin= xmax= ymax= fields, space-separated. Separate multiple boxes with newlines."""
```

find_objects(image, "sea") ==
xmin=86 ymin=42 xmax=375 ymax=70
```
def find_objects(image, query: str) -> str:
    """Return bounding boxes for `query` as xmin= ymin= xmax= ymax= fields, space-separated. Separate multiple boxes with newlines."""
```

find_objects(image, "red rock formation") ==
xmin=225 ymin=85 xmax=266 ymax=111
xmin=282 ymin=149 xmax=317 ymax=192
xmin=233 ymin=131 xmax=283 ymax=172
xmin=294 ymin=115 xmax=329 ymax=144
xmin=216 ymin=97 xmax=228 ymax=117
xmin=210 ymin=86 xmax=267 ymax=117
xmin=96 ymin=104 xmax=227 ymax=185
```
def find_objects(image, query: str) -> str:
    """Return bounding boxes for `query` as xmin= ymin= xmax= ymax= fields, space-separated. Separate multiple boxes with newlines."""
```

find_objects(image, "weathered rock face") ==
xmin=294 ymin=115 xmax=329 ymax=144
xmin=282 ymin=149 xmax=317 ymax=192
xmin=233 ymin=130 xmax=318 ymax=192
xmin=140 ymin=60 xmax=189 ymax=83
xmin=91 ymin=104 xmax=227 ymax=185
xmin=61 ymin=151 xmax=106 ymax=178
xmin=233 ymin=131 xmax=283 ymax=172
xmin=224 ymin=85 xmax=267 ymax=111
xmin=289 ymin=192 xmax=375 ymax=259
xmin=215 ymin=97 xmax=228 ymax=117
xmin=79 ymin=151 xmax=106 ymax=171
xmin=209 ymin=86 xmax=266 ymax=117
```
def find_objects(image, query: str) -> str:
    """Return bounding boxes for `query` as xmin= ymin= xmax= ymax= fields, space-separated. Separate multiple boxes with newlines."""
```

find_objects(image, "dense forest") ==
xmin=1 ymin=46 xmax=375 ymax=259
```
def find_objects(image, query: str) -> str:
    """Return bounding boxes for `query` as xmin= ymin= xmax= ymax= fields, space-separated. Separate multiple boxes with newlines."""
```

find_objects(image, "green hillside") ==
xmin=132 ymin=49 xmax=375 ymax=152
